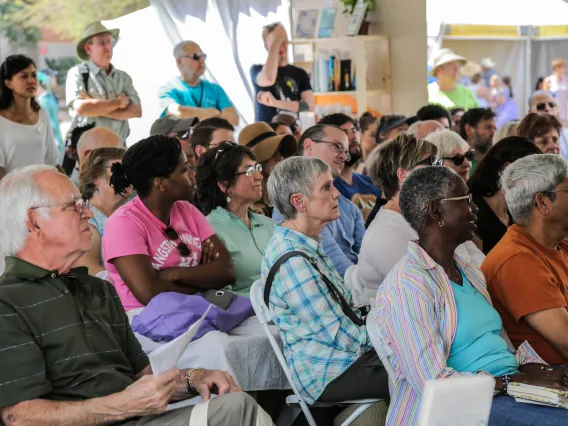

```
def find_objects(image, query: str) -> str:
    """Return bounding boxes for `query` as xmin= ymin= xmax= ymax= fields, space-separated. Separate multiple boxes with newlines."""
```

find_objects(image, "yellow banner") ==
xmin=534 ymin=26 xmax=568 ymax=38
xmin=446 ymin=25 xmax=520 ymax=38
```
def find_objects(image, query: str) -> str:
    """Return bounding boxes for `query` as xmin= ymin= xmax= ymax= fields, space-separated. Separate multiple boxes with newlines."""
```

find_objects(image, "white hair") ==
xmin=267 ymin=157 xmax=330 ymax=220
xmin=425 ymin=130 xmax=469 ymax=158
xmin=0 ymin=165 xmax=56 ymax=256
xmin=501 ymin=154 xmax=568 ymax=223
xmin=493 ymin=121 xmax=519 ymax=144
xmin=406 ymin=121 xmax=421 ymax=136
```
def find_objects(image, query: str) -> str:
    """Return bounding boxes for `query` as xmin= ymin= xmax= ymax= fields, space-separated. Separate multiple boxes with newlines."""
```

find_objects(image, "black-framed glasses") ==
xmin=177 ymin=130 xmax=190 ymax=140
xmin=310 ymin=139 xmax=351 ymax=161
xmin=536 ymin=102 xmax=556 ymax=111
xmin=415 ymin=156 xmax=443 ymax=167
xmin=182 ymin=53 xmax=207 ymax=61
xmin=442 ymin=150 xmax=475 ymax=166
xmin=235 ymin=163 xmax=263 ymax=177
xmin=439 ymin=194 xmax=473 ymax=206
xmin=163 ymin=226 xmax=191 ymax=257
xmin=30 ymin=198 xmax=89 ymax=213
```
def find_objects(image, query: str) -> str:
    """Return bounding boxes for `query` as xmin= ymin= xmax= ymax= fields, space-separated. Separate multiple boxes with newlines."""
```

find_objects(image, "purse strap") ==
xmin=263 ymin=250 xmax=364 ymax=327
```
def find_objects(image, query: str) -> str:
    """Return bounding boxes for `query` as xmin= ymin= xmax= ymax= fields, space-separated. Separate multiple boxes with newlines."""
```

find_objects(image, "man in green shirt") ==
xmin=428 ymin=48 xmax=478 ymax=110
xmin=0 ymin=166 xmax=272 ymax=425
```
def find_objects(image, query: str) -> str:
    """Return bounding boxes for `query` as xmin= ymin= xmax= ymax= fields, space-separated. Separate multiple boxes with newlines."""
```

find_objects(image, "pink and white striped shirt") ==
xmin=376 ymin=241 xmax=545 ymax=426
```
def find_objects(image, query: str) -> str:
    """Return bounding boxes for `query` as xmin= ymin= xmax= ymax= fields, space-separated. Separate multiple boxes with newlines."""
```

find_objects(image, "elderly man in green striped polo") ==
xmin=66 ymin=22 xmax=142 ymax=143
xmin=0 ymin=165 xmax=273 ymax=426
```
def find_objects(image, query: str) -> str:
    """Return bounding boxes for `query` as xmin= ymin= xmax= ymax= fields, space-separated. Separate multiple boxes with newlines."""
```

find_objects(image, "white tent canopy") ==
xmin=427 ymin=0 xmax=568 ymax=116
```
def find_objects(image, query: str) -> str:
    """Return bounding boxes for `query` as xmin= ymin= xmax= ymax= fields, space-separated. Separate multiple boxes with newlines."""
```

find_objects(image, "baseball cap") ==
xmin=150 ymin=116 xmax=199 ymax=136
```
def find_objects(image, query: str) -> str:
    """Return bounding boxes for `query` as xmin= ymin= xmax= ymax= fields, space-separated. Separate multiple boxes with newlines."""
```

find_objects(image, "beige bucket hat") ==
xmin=76 ymin=22 xmax=120 ymax=61
xmin=430 ymin=48 xmax=467 ymax=76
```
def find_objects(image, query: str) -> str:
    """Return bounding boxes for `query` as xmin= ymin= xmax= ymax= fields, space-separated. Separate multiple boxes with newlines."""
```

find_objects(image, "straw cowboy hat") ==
xmin=430 ymin=48 xmax=467 ymax=76
xmin=481 ymin=57 xmax=496 ymax=69
xmin=460 ymin=61 xmax=482 ymax=78
xmin=76 ymin=22 xmax=120 ymax=61
xmin=238 ymin=122 xmax=297 ymax=163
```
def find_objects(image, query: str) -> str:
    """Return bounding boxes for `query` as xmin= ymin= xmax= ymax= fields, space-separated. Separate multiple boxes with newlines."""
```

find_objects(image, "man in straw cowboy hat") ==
xmin=238 ymin=121 xmax=297 ymax=217
xmin=66 ymin=22 xmax=142 ymax=142
xmin=428 ymin=48 xmax=478 ymax=110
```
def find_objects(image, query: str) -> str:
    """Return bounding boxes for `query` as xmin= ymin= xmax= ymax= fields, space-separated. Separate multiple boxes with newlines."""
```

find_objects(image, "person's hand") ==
xmin=117 ymin=93 xmax=130 ymax=109
xmin=269 ymin=29 xmax=287 ymax=51
xmin=119 ymin=368 xmax=179 ymax=416
xmin=512 ymin=365 xmax=568 ymax=392
xmin=205 ymin=108 xmax=221 ymax=118
xmin=257 ymin=91 xmax=277 ymax=107
xmin=201 ymin=238 xmax=219 ymax=264
xmin=189 ymin=369 xmax=241 ymax=401
xmin=78 ymin=90 xmax=92 ymax=100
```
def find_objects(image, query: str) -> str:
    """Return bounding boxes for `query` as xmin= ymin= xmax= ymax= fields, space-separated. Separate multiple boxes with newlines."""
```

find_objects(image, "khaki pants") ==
xmin=123 ymin=393 xmax=273 ymax=426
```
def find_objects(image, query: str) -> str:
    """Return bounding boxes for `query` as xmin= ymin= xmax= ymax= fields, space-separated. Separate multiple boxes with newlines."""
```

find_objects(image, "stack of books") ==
xmin=311 ymin=53 xmax=354 ymax=94
xmin=508 ymin=382 xmax=568 ymax=409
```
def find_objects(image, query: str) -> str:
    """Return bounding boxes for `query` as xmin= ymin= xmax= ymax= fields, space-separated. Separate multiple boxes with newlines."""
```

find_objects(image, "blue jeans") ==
xmin=489 ymin=395 xmax=568 ymax=425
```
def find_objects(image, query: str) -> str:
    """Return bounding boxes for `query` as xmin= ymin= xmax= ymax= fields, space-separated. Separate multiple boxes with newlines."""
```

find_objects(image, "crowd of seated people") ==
xmin=3 ymin=17 xmax=568 ymax=426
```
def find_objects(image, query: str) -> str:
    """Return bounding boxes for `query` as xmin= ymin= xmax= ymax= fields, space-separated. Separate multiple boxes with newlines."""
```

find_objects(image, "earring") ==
xmin=438 ymin=220 xmax=445 ymax=227
xmin=226 ymin=196 xmax=232 ymax=203
xmin=95 ymin=188 xmax=100 ymax=195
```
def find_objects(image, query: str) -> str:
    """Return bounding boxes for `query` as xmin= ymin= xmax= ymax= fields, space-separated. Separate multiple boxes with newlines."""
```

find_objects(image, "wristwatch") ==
xmin=184 ymin=368 xmax=204 ymax=394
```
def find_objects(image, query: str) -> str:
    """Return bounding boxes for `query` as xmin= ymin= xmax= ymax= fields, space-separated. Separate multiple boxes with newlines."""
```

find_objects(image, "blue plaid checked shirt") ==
xmin=261 ymin=225 xmax=371 ymax=404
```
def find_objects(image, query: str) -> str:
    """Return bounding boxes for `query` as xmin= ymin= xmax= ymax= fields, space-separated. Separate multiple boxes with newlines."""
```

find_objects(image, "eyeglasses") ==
xmin=31 ymin=198 xmax=90 ymax=213
xmin=439 ymin=194 xmax=473 ymax=206
xmin=415 ymin=156 xmax=443 ymax=167
xmin=88 ymin=39 xmax=115 ymax=47
xmin=536 ymin=102 xmax=556 ymax=111
xmin=442 ymin=150 xmax=475 ymax=166
xmin=182 ymin=53 xmax=207 ymax=61
xmin=310 ymin=139 xmax=351 ymax=161
xmin=177 ymin=130 xmax=190 ymax=140
xmin=543 ymin=187 xmax=568 ymax=195
xmin=235 ymin=163 xmax=263 ymax=177
xmin=163 ymin=226 xmax=191 ymax=257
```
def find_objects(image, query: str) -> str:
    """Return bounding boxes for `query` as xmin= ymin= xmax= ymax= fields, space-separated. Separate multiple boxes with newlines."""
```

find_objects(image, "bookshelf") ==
xmin=290 ymin=35 xmax=391 ymax=116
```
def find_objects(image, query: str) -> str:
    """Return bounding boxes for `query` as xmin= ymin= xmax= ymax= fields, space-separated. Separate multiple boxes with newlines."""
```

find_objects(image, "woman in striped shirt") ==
xmin=376 ymin=166 xmax=568 ymax=426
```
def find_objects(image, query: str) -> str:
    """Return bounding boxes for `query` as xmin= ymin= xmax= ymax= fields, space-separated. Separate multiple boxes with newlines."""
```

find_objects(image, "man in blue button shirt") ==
xmin=159 ymin=41 xmax=238 ymax=126
xmin=273 ymin=124 xmax=365 ymax=277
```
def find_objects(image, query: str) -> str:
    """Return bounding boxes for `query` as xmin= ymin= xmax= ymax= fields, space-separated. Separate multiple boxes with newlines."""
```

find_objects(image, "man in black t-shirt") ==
xmin=250 ymin=22 xmax=315 ymax=123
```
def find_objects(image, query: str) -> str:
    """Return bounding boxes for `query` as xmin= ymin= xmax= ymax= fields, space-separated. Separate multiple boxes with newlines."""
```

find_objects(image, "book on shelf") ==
xmin=508 ymin=382 xmax=568 ymax=409
xmin=310 ymin=52 xmax=353 ymax=94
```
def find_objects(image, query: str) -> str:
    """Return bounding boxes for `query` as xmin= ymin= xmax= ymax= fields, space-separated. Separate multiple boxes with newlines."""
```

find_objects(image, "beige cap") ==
xmin=431 ymin=48 xmax=467 ymax=76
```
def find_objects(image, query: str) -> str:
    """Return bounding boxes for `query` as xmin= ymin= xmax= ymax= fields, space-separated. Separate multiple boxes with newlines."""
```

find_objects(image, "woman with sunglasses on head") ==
xmin=377 ymin=165 xmax=567 ymax=426
xmin=425 ymin=130 xmax=473 ymax=182
xmin=468 ymin=137 xmax=542 ymax=255
xmin=0 ymin=55 xmax=59 ymax=181
xmin=359 ymin=134 xmax=484 ymax=301
xmin=102 ymin=134 xmax=234 ymax=311
xmin=74 ymin=146 xmax=129 ymax=275
xmin=196 ymin=143 xmax=275 ymax=297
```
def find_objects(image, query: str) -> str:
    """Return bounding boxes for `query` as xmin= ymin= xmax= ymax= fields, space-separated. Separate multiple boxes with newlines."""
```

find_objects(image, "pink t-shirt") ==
xmin=102 ymin=196 xmax=215 ymax=311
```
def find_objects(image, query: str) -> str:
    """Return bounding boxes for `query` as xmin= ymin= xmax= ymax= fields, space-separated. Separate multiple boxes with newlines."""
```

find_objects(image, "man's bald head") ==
xmin=408 ymin=120 xmax=445 ymax=139
xmin=173 ymin=41 xmax=206 ymax=81
xmin=77 ymin=127 xmax=122 ymax=165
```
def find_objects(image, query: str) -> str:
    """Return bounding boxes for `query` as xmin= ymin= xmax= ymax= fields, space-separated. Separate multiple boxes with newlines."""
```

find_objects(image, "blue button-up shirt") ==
xmin=273 ymin=195 xmax=364 ymax=277
xmin=261 ymin=225 xmax=370 ymax=404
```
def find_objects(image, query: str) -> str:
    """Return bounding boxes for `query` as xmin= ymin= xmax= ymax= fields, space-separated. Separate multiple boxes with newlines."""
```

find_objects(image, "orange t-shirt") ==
xmin=482 ymin=224 xmax=568 ymax=365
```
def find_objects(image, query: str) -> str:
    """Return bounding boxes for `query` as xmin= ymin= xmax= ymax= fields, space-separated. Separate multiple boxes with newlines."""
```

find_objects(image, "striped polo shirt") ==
xmin=0 ymin=257 xmax=149 ymax=408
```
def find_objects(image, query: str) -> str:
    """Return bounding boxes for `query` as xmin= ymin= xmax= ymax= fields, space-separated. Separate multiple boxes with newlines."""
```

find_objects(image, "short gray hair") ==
xmin=0 ymin=165 xmax=56 ymax=256
xmin=528 ymin=90 xmax=551 ymax=108
xmin=399 ymin=166 xmax=458 ymax=234
xmin=267 ymin=156 xmax=330 ymax=220
xmin=425 ymin=130 xmax=469 ymax=158
xmin=173 ymin=41 xmax=196 ymax=59
xmin=501 ymin=154 xmax=568 ymax=223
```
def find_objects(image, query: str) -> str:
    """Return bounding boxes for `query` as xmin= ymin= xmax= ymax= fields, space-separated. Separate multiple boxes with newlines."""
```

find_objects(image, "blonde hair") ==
xmin=425 ymin=130 xmax=469 ymax=158
xmin=552 ymin=58 xmax=566 ymax=70
xmin=493 ymin=121 xmax=519 ymax=144
xmin=262 ymin=22 xmax=283 ymax=42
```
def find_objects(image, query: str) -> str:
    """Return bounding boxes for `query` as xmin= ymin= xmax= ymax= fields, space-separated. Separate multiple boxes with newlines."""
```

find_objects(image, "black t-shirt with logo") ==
xmin=250 ymin=64 xmax=312 ymax=123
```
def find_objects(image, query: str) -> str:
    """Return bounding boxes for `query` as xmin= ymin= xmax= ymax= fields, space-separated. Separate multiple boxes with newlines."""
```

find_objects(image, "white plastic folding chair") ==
xmin=250 ymin=280 xmax=382 ymax=426
xmin=366 ymin=307 xmax=396 ymax=382
xmin=344 ymin=265 xmax=366 ymax=308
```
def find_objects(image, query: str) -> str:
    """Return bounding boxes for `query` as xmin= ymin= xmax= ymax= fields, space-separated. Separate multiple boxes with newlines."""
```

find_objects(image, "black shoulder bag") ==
xmin=263 ymin=251 xmax=365 ymax=327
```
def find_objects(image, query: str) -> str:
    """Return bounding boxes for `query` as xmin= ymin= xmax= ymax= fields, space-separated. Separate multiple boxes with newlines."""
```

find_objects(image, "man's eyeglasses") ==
xmin=439 ymin=194 xmax=473 ymax=206
xmin=88 ymin=39 xmax=115 ymax=48
xmin=536 ymin=102 xmax=556 ymax=111
xmin=415 ymin=156 xmax=443 ymax=167
xmin=543 ymin=187 xmax=568 ymax=196
xmin=30 ymin=198 xmax=90 ymax=213
xmin=163 ymin=226 xmax=191 ymax=257
xmin=442 ymin=150 xmax=475 ymax=166
xmin=182 ymin=53 xmax=207 ymax=61
xmin=235 ymin=163 xmax=263 ymax=177
xmin=310 ymin=139 xmax=351 ymax=161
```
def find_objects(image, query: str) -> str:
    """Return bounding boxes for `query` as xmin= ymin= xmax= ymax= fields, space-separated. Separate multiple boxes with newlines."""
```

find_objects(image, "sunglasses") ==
xmin=163 ymin=226 xmax=191 ymax=257
xmin=182 ymin=53 xmax=207 ymax=61
xmin=176 ymin=130 xmax=191 ymax=140
xmin=536 ymin=102 xmax=556 ymax=111
xmin=442 ymin=150 xmax=475 ymax=166
xmin=415 ymin=156 xmax=443 ymax=167
xmin=235 ymin=163 xmax=263 ymax=177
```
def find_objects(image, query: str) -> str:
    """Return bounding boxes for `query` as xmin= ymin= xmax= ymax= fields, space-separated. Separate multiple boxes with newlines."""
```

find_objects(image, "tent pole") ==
xmin=525 ymin=26 xmax=532 ymax=116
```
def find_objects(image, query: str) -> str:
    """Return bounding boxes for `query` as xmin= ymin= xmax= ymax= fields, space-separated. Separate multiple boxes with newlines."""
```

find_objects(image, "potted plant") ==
xmin=339 ymin=0 xmax=375 ymax=35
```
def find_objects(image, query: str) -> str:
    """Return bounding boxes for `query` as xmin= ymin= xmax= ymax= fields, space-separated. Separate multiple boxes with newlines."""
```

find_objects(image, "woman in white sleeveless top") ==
xmin=0 ymin=55 xmax=59 ymax=180
xmin=545 ymin=58 xmax=567 ymax=94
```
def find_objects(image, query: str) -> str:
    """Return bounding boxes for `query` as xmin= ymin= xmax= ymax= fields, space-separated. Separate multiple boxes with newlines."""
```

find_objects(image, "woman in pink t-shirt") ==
xmin=102 ymin=134 xmax=235 ymax=311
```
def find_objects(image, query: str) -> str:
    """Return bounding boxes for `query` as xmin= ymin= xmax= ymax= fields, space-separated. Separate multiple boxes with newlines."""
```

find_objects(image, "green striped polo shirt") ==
xmin=0 ymin=257 xmax=149 ymax=408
